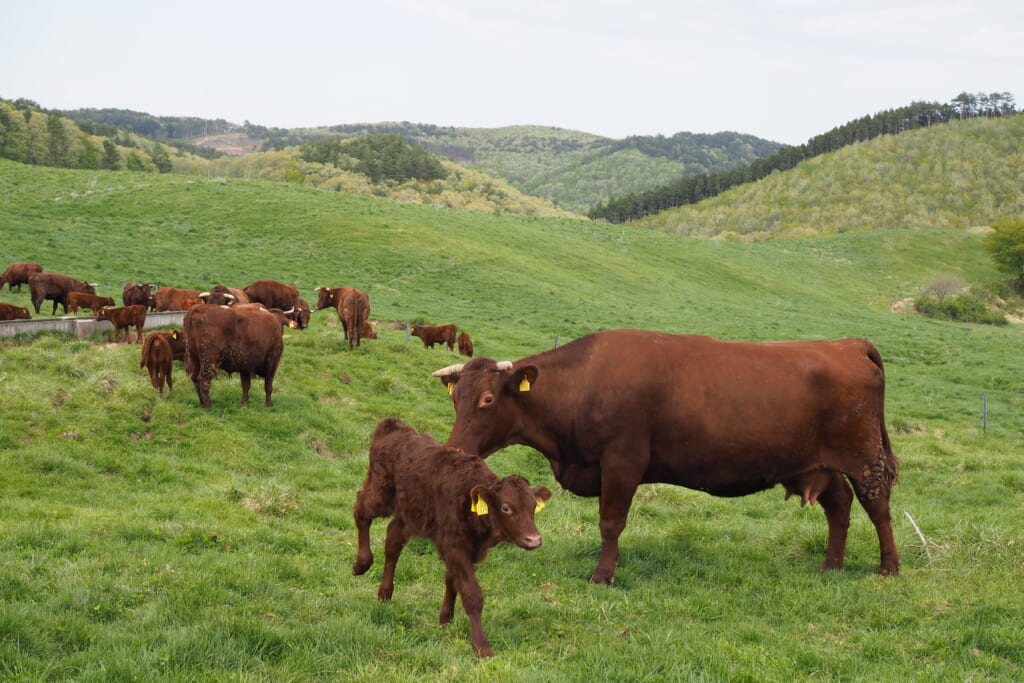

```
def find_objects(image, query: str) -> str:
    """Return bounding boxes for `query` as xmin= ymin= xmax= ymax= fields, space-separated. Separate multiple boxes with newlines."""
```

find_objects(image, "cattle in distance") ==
xmin=433 ymin=329 xmax=900 ymax=584
xmin=122 ymin=283 xmax=155 ymax=310
xmin=67 ymin=292 xmax=115 ymax=315
xmin=458 ymin=331 xmax=474 ymax=357
xmin=140 ymin=330 xmax=185 ymax=395
xmin=0 ymin=262 xmax=43 ymax=292
xmin=28 ymin=273 xmax=96 ymax=315
xmin=353 ymin=417 xmax=552 ymax=657
xmin=97 ymin=305 xmax=147 ymax=343
xmin=411 ymin=323 xmax=457 ymax=351
xmin=0 ymin=301 xmax=31 ymax=320
xmin=242 ymin=279 xmax=299 ymax=311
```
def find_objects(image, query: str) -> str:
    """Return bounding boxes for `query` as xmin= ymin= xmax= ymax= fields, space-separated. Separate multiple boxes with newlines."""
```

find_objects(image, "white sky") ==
xmin=2 ymin=0 xmax=1021 ymax=145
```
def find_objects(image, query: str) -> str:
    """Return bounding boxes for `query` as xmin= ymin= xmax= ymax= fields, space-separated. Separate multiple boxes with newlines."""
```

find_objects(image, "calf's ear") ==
xmin=533 ymin=486 xmax=552 ymax=512
xmin=508 ymin=365 xmax=538 ymax=393
xmin=469 ymin=484 xmax=491 ymax=515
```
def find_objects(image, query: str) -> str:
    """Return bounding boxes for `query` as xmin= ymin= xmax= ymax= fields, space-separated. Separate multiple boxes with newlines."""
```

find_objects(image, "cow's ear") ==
xmin=533 ymin=486 xmax=552 ymax=513
xmin=509 ymin=365 xmax=538 ymax=393
xmin=469 ymin=484 xmax=490 ymax=516
xmin=439 ymin=374 xmax=460 ymax=395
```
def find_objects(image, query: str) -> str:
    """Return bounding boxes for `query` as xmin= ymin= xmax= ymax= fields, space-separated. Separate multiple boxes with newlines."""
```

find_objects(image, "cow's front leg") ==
xmin=592 ymin=459 xmax=642 ymax=584
xmin=446 ymin=558 xmax=491 ymax=657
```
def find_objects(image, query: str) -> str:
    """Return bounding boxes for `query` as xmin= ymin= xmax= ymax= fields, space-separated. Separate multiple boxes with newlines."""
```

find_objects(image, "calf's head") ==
xmin=433 ymin=358 xmax=538 ymax=457
xmin=470 ymin=475 xmax=551 ymax=549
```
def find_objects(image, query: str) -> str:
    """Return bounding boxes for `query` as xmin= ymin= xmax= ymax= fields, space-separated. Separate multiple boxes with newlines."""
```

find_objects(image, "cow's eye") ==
xmin=501 ymin=505 xmax=511 ymax=514
xmin=479 ymin=392 xmax=495 ymax=408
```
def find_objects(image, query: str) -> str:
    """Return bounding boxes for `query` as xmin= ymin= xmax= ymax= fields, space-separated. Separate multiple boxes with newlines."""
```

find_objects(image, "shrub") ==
xmin=913 ymin=293 xmax=1007 ymax=325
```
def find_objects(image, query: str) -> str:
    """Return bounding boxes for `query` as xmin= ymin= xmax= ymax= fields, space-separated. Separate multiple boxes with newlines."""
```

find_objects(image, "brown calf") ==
xmin=0 ymin=302 xmax=31 ymax=320
xmin=97 ymin=305 xmax=147 ymax=343
xmin=140 ymin=330 xmax=185 ymax=394
xmin=353 ymin=417 xmax=551 ymax=657
xmin=68 ymin=292 xmax=115 ymax=315
xmin=411 ymin=323 xmax=457 ymax=351
xmin=458 ymin=331 xmax=474 ymax=357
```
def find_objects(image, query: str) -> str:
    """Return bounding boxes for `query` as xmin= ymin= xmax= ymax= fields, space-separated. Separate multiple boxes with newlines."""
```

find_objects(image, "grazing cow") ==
xmin=458 ymin=331 xmax=474 ymax=357
xmin=68 ymin=292 xmax=115 ymax=315
xmin=28 ymin=273 xmax=96 ymax=315
xmin=353 ymin=417 xmax=552 ymax=658
xmin=122 ymin=283 xmax=155 ymax=309
xmin=412 ymin=323 xmax=457 ymax=351
xmin=0 ymin=262 xmax=43 ymax=292
xmin=140 ymin=330 xmax=185 ymax=394
xmin=153 ymin=286 xmax=204 ymax=312
xmin=197 ymin=285 xmax=250 ymax=307
xmin=288 ymin=297 xmax=311 ymax=329
xmin=433 ymin=330 xmax=900 ymax=584
xmin=243 ymin=279 xmax=299 ymax=311
xmin=0 ymin=302 xmax=31 ymax=320
xmin=97 ymin=305 xmax=147 ymax=343
xmin=183 ymin=303 xmax=285 ymax=408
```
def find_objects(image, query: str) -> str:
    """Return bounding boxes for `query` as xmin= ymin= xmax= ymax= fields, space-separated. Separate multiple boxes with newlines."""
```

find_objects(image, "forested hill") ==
xmin=254 ymin=123 xmax=783 ymax=214
xmin=635 ymin=114 xmax=1024 ymax=241
xmin=52 ymin=110 xmax=783 ymax=214
xmin=590 ymin=92 xmax=1018 ymax=223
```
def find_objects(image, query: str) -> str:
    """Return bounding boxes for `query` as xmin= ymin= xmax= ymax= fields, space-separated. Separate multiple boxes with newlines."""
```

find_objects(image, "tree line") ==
xmin=588 ymin=92 xmax=1018 ymax=223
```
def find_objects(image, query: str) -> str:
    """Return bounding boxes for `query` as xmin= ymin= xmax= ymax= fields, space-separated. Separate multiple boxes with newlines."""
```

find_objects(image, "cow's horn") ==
xmin=314 ymin=286 xmax=324 ymax=291
xmin=224 ymin=293 xmax=236 ymax=301
xmin=199 ymin=291 xmax=211 ymax=298
xmin=432 ymin=363 xmax=465 ymax=378
xmin=496 ymin=361 xmax=514 ymax=370
xmin=284 ymin=306 xmax=295 ymax=314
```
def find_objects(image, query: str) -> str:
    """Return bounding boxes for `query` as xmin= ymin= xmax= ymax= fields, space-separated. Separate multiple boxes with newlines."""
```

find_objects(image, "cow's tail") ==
xmin=865 ymin=340 xmax=899 ymax=487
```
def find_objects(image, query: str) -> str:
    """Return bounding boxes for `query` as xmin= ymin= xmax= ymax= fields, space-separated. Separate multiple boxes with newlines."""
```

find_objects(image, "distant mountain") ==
xmin=257 ymin=123 xmax=783 ymax=214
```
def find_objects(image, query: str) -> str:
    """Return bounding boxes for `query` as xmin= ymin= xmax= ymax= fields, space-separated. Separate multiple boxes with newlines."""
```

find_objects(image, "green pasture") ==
xmin=1 ymin=160 xmax=1022 ymax=681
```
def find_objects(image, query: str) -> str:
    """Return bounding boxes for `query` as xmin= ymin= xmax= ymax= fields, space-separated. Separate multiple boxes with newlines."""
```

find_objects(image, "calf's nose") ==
xmin=521 ymin=533 xmax=542 ymax=550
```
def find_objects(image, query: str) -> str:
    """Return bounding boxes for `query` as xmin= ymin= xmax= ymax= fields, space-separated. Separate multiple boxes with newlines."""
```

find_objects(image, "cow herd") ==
xmin=4 ymin=260 xmax=904 ymax=658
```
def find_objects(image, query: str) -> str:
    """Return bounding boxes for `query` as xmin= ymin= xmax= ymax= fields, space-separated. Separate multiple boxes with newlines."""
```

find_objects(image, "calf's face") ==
xmin=470 ymin=476 xmax=552 ymax=549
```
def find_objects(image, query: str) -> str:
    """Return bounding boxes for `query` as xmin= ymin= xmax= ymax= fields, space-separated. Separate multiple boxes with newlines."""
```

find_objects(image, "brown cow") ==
xmin=140 ymin=330 xmax=185 ymax=394
xmin=313 ymin=286 xmax=344 ymax=311
xmin=0 ymin=262 xmax=43 ymax=292
xmin=122 ymin=283 xmax=154 ymax=309
xmin=458 ymin=331 xmax=474 ymax=357
xmin=68 ymin=292 xmax=115 ymax=315
xmin=353 ymin=417 xmax=552 ymax=657
xmin=97 ymin=305 xmax=147 ymax=343
xmin=243 ymin=279 xmax=299 ymax=311
xmin=337 ymin=287 xmax=370 ymax=349
xmin=183 ymin=303 xmax=285 ymax=408
xmin=288 ymin=297 xmax=311 ymax=329
xmin=434 ymin=330 xmax=900 ymax=584
xmin=197 ymin=285 xmax=250 ymax=307
xmin=28 ymin=273 xmax=96 ymax=315
xmin=153 ymin=286 xmax=204 ymax=312
xmin=360 ymin=320 xmax=377 ymax=340
xmin=0 ymin=302 xmax=31 ymax=320
xmin=412 ymin=323 xmax=457 ymax=351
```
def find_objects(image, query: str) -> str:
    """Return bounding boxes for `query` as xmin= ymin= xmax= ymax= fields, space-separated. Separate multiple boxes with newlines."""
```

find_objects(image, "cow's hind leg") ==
xmin=377 ymin=517 xmax=409 ymax=601
xmin=815 ymin=472 xmax=853 ymax=572
xmin=851 ymin=482 xmax=900 ymax=576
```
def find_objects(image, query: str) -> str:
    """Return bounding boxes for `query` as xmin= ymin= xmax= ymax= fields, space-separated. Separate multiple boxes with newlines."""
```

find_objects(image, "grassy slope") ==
xmin=1 ymin=158 xmax=1022 ymax=680
xmin=638 ymin=116 xmax=1024 ymax=239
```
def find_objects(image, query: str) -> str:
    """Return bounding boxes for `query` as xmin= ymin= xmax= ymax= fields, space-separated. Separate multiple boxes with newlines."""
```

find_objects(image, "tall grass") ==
xmin=1 ymin=159 xmax=1022 ymax=680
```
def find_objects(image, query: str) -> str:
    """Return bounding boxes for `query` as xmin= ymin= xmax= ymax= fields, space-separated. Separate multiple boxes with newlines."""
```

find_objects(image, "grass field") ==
xmin=1 ymin=159 xmax=1022 ymax=681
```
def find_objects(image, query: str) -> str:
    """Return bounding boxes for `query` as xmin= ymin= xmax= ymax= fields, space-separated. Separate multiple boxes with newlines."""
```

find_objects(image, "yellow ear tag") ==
xmin=519 ymin=377 xmax=531 ymax=392
xmin=534 ymin=498 xmax=545 ymax=513
xmin=471 ymin=496 xmax=489 ymax=516
xmin=447 ymin=382 xmax=454 ymax=396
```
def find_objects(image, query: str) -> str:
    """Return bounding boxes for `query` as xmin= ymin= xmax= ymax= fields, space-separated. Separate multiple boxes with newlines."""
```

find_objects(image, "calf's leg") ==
xmin=442 ymin=557 xmax=492 ymax=657
xmin=377 ymin=517 xmax=409 ymax=601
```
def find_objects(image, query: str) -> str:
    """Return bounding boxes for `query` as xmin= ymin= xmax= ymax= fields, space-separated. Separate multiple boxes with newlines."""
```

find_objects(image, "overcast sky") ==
xmin=3 ymin=1 xmax=1021 ymax=145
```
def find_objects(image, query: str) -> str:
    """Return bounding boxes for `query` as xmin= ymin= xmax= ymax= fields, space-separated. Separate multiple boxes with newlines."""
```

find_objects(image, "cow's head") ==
xmin=198 ymin=286 xmax=237 ymax=307
xmin=469 ymin=475 xmax=551 ymax=549
xmin=432 ymin=358 xmax=538 ymax=457
xmin=313 ymin=287 xmax=338 ymax=311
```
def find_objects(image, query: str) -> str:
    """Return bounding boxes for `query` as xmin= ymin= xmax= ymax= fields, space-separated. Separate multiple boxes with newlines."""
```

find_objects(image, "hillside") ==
xmin=262 ymin=123 xmax=782 ymax=213
xmin=1 ymin=159 xmax=1023 ymax=679
xmin=636 ymin=115 xmax=1024 ymax=240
